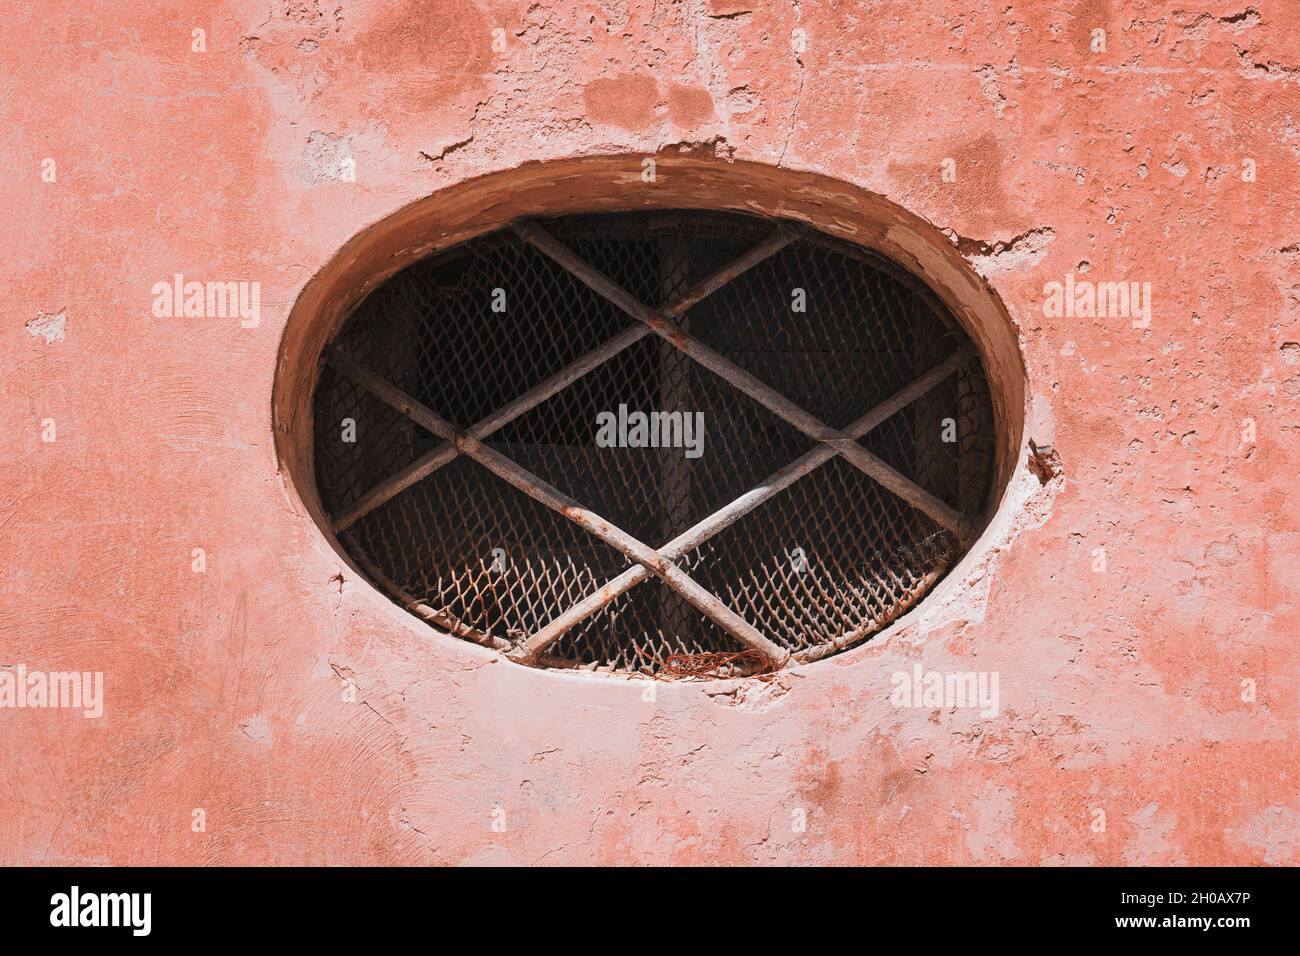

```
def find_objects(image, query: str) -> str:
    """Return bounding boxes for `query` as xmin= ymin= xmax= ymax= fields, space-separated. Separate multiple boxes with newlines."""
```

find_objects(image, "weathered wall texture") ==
xmin=3 ymin=0 xmax=1298 ymax=865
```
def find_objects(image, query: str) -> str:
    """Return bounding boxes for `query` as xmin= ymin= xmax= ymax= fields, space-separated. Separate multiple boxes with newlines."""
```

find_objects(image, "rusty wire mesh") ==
xmin=312 ymin=210 xmax=995 ymax=676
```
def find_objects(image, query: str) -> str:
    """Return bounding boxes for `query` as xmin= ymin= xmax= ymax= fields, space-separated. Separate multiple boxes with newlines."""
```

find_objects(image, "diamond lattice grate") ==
xmin=312 ymin=210 xmax=996 ymax=676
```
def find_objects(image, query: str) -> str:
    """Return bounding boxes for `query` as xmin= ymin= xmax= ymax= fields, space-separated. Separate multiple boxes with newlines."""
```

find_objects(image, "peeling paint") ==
xmin=26 ymin=309 xmax=66 ymax=343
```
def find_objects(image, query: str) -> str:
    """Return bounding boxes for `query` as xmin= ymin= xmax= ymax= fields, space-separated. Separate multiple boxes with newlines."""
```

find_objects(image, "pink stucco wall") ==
xmin=2 ymin=0 xmax=1298 ymax=865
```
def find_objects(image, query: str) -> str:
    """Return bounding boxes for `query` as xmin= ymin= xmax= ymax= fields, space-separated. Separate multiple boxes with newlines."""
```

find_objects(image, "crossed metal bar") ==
xmin=326 ymin=221 xmax=978 ymax=669
xmin=511 ymin=343 xmax=975 ymax=663
xmin=329 ymin=228 xmax=796 ymax=533
xmin=515 ymin=222 xmax=974 ymax=542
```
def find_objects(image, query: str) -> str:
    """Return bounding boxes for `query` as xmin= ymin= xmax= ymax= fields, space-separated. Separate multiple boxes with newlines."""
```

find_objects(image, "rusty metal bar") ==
xmin=512 ymin=345 xmax=977 ymax=662
xmin=515 ymin=221 xmax=974 ymax=542
xmin=658 ymin=235 xmax=695 ymax=654
xmin=326 ymin=347 xmax=789 ymax=665
xmin=661 ymin=227 xmax=796 ymax=315
xmin=330 ymin=322 xmax=651 ymax=531
xmin=331 ymin=229 xmax=801 ymax=532
xmin=331 ymin=443 xmax=458 ymax=533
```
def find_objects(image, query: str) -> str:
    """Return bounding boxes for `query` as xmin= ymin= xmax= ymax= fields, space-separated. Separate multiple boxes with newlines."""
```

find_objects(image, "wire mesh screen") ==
xmin=313 ymin=210 xmax=996 ymax=676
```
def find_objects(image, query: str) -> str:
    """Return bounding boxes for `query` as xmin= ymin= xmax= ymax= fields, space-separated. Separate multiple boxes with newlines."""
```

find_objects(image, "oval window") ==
xmin=310 ymin=210 xmax=996 ymax=677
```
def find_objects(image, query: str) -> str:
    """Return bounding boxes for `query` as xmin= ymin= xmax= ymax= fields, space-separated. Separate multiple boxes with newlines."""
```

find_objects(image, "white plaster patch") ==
xmin=703 ymin=673 xmax=801 ymax=713
xmin=1123 ymin=802 xmax=1180 ymax=865
xmin=1226 ymin=804 xmax=1300 ymax=865
xmin=963 ymin=227 xmax=1057 ymax=279
xmin=909 ymin=463 xmax=1058 ymax=635
xmin=964 ymin=784 xmax=1022 ymax=862
xmin=27 ymin=309 xmax=66 ymax=343
xmin=239 ymin=713 xmax=271 ymax=743
xmin=303 ymin=131 xmax=356 ymax=184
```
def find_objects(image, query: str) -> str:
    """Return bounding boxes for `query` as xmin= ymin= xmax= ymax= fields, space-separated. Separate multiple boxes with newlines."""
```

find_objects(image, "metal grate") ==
xmin=312 ymin=210 xmax=996 ymax=677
